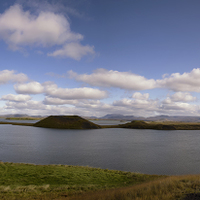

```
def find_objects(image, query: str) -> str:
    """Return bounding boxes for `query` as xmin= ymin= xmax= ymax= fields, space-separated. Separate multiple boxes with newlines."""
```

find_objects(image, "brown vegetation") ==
xmin=67 ymin=175 xmax=200 ymax=200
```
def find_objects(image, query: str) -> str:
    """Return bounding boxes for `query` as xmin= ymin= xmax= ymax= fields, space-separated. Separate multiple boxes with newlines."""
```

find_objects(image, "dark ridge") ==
xmin=118 ymin=120 xmax=177 ymax=130
xmin=34 ymin=115 xmax=101 ymax=129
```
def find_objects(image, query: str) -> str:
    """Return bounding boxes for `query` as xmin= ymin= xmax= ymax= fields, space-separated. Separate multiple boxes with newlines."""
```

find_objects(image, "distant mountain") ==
xmin=100 ymin=114 xmax=145 ymax=121
xmin=146 ymin=115 xmax=200 ymax=122
xmin=101 ymin=114 xmax=200 ymax=122
xmin=1 ymin=113 xmax=200 ymax=122
xmin=0 ymin=114 xmax=44 ymax=118
xmin=0 ymin=114 xmax=29 ymax=118
xmin=101 ymin=114 xmax=125 ymax=119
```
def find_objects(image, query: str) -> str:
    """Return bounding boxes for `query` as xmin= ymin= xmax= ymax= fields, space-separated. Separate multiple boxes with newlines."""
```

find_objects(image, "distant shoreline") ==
xmin=1 ymin=117 xmax=200 ymax=130
xmin=5 ymin=117 xmax=43 ymax=120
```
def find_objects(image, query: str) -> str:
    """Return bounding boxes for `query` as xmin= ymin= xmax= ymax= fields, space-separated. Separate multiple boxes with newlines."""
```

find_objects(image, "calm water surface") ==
xmin=0 ymin=124 xmax=200 ymax=175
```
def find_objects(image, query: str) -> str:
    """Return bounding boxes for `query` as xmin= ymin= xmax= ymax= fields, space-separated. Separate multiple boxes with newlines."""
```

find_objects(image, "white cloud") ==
xmin=0 ymin=70 xmax=28 ymax=85
xmin=14 ymin=81 xmax=44 ymax=94
xmin=2 ymin=68 xmax=200 ymax=117
xmin=69 ymin=68 xmax=156 ymax=90
xmin=113 ymin=98 xmax=158 ymax=111
xmin=0 ymin=4 xmax=82 ymax=48
xmin=48 ymin=42 xmax=95 ymax=60
xmin=14 ymin=81 xmax=107 ymax=100
xmin=161 ymin=92 xmax=197 ymax=113
xmin=3 ymin=99 xmax=92 ymax=116
xmin=132 ymin=92 xmax=149 ymax=100
xmin=157 ymin=68 xmax=200 ymax=92
xmin=43 ymin=97 xmax=79 ymax=105
xmin=45 ymin=85 xmax=108 ymax=100
xmin=0 ymin=4 xmax=94 ymax=60
xmin=170 ymin=92 xmax=196 ymax=102
xmin=69 ymin=68 xmax=200 ymax=92
xmin=1 ymin=93 xmax=200 ymax=117
xmin=160 ymin=101 xmax=197 ymax=113
xmin=5 ymin=100 xmax=46 ymax=110
xmin=1 ymin=94 xmax=31 ymax=102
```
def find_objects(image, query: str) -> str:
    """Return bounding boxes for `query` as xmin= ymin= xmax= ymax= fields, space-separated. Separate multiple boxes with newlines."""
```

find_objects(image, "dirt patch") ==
xmin=182 ymin=193 xmax=200 ymax=200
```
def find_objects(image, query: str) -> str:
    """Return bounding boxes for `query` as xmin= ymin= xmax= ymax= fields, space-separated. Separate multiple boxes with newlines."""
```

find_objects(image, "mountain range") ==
xmin=100 ymin=114 xmax=200 ymax=122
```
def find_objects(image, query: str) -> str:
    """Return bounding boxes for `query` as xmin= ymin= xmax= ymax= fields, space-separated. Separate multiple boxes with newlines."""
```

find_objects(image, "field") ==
xmin=0 ymin=162 xmax=162 ymax=200
xmin=0 ymin=162 xmax=200 ymax=199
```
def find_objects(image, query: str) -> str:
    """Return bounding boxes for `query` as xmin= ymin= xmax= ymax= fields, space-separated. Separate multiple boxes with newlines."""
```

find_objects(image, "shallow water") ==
xmin=0 ymin=124 xmax=200 ymax=175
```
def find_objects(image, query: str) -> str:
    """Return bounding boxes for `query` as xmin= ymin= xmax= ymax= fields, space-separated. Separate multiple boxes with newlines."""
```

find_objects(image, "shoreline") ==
xmin=2 ymin=120 xmax=200 ymax=130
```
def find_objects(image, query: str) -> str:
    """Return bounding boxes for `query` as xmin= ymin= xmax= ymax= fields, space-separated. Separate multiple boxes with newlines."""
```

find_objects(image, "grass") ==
xmin=0 ymin=162 xmax=162 ymax=199
xmin=1 ymin=162 xmax=200 ymax=199
xmin=148 ymin=121 xmax=200 ymax=130
xmin=68 ymin=175 xmax=200 ymax=200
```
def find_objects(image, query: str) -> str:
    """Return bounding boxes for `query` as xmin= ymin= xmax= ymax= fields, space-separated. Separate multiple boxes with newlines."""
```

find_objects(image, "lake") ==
xmin=0 ymin=122 xmax=200 ymax=175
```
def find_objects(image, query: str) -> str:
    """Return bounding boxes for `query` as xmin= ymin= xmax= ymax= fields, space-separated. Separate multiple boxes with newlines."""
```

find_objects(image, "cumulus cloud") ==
xmin=3 ymin=67 xmax=200 ymax=117
xmin=1 ymin=93 xmax=200 ymax=117
xmin=14 ymin=81 xmax=45 ymax=94
xmin=157 ymin=68 xmax=200 ymax=92
xmin=14 ymin=81 xmax=107 ymax=100
xmin=113 ymin=98 xmax=158 ymax=111
xmin=160 ymin=101 xmax=197 ymax=113
xmin=43 ymin=97 xmax=79 ymax=105
xmin=170 ymin=92 xmax=196 ymax=102
xmin=69 ymin=68 xmax=156 ymax=90
xmin=0 ymin=4 xmax=82 ymax=48
xmin=69 ymin=68 xmax=200 ymax=92
xmin=0 ymin=70 xmax=28 ymax=85
xmin=1 ymin=94 xmax=31 ymax=102
xmin=111 ymin=92 xmax=157 ymax=116
xmin=5 ymin=100 xmax=46 ymax=110
xmin=3 ymin=99 xmax=92 ymax=116
xmin=45 ymin=85 xmax=108 ymax=100
xmin=48 ymin=42 xmax=95 ymax=60
xmin=132 ymin=92 xmax=149 ymax=100
xmin=161 ymin=92 xmax=197 ymax=114
xmin=0 ymin=4 xmax=94 ymax=60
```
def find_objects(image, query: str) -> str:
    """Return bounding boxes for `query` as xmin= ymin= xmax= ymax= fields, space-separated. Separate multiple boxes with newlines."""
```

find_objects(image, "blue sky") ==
xmin=1 ymin=0 xmax=200 ymax=117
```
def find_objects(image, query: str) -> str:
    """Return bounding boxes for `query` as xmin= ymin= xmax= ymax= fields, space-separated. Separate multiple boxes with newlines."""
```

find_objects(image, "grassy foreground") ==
xmin=1 ymin=163 xmax=200 ymax=200
xmin=0 ymin=162 xmax=162 ymax=199
xmin=70 ymin=175 xmax=200 ymax=200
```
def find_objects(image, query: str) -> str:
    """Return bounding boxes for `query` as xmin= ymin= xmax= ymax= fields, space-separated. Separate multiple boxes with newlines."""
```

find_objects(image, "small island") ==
xmin=34 ymin=115 xmax=101 ymax=129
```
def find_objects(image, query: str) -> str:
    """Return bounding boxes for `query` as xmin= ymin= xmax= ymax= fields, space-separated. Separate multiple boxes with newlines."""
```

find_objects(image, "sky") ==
xmin=1 ymin=0 xmax=200 ymax=117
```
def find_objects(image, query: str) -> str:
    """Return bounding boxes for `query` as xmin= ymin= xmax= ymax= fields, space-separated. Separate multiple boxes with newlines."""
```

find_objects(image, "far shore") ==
xmin=2 ymin=117 xmax=200 ymax=130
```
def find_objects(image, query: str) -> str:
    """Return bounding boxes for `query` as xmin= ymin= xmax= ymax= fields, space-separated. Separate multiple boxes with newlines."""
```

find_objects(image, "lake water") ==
xmin=0 ymin=123 xmax=200 ymax=175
